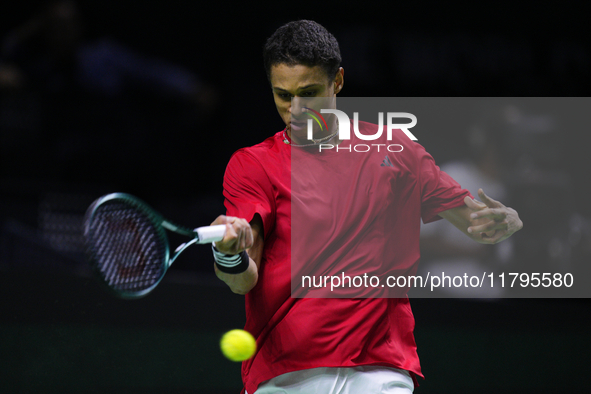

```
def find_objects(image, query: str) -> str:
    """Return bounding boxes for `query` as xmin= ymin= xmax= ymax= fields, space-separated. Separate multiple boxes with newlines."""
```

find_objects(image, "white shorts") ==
xmin=248 ymin=365 xmax=414 ymax=394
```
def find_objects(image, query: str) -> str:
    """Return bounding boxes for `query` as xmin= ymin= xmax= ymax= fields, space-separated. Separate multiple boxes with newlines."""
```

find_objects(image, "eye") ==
xmin=301 ymin=91 xmax=317 ymax=97
xmin=277 ymin=92 xmax=292 ymax=99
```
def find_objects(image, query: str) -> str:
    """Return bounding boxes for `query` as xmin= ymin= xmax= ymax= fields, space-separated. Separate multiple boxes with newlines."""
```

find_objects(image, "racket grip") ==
xmin=195 ymin=225 xmax=226 ymax=244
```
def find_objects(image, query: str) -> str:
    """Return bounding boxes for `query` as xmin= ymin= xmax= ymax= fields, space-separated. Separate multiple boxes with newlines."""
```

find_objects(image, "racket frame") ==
xmin=83 ymin=192 xmax=224 ymax=299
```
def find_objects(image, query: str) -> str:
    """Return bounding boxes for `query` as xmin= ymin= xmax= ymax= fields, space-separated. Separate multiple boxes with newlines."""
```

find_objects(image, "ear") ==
xmin=334 ymin=67 xmax=344 ymax=94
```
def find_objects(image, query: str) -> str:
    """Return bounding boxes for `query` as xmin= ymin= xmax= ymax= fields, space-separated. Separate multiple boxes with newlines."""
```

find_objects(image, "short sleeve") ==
xmin=417 ymin=143 xmax=472 ymax=224
xmin=223 ymin=149 xmax=275 ymax=239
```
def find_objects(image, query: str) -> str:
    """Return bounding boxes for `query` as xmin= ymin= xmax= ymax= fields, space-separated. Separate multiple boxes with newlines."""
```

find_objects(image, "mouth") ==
xmin=290 ymin=119 xmax=307 ymax=130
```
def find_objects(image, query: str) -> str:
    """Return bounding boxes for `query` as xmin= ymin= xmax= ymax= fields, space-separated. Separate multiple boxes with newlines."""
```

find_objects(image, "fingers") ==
xmin=478 ymin=189 xmax=504 ymax=208
xmin=464 ymin=196 xmax=486 ymax=211
xmin=233 ymin=220 xmax=250 ymax=251
xmin=212 ymin=216 xmax=253 ymax=255
xmin=468 ymin=219 xmax=508 ymax=234
xmin=479 ymin=230 xmax=504 ymax=244
xmin=467 ymin=220 xmax=507 ymax=245
xmin=464 ymin=192 xmax=523 ymax=244
xmin=470 ymin=207 xmax=506 ymax=221
xmin=211 ymin=215 xmax=238 ymax=226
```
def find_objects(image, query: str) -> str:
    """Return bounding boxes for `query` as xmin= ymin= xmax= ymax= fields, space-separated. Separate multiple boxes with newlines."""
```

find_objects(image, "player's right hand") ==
xmin=211 ymin=215 xmax=253 ymax=255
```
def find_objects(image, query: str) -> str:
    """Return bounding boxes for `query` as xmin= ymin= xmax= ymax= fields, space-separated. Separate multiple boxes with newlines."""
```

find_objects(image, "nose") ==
xmin=290 ymin=97 xmax=304 ymax=118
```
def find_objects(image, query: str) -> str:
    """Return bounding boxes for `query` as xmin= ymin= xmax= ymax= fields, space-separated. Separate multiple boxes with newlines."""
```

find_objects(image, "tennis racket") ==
xmin=83 ymin=192 xmax=226 ymax=299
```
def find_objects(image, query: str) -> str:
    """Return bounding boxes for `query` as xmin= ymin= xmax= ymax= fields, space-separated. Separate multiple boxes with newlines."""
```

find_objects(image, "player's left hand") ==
xmin=464 ymin=188 xmax=523 ymax=244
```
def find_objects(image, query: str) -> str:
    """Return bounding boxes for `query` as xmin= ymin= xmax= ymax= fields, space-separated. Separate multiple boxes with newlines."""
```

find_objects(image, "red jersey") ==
xmin=223 ymin=121 xmax=470 ymax=394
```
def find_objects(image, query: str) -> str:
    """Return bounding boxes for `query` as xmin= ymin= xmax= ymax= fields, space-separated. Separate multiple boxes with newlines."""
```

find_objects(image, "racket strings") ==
xmin=86 ymin=201 xmax=166 ymax=293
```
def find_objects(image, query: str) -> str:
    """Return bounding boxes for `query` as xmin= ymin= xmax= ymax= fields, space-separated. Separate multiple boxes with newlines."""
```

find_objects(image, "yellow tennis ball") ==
xmin=220 ymin=329 xmax=256 ymax=362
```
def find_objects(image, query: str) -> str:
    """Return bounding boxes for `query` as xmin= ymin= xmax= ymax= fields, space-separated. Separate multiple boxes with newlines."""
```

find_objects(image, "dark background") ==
xmin=1 ymin=1 xmax=590 ymax=393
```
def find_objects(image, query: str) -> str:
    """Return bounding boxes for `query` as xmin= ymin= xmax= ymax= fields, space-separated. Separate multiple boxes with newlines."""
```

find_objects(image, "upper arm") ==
xmin=415 ymin=143 xmax=472 ymax=224
xmin=224 ymin=150 xmax=276 ymax=239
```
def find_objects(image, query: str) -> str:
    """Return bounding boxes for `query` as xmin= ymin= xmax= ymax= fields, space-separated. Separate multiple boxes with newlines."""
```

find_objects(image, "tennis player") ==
xmin=211 ymin=20 xmax=523 ymax=394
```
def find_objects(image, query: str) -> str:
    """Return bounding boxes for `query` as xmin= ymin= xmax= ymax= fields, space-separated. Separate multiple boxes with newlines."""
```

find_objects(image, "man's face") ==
xmin=270 ymin=64 xmax=343 ymax=139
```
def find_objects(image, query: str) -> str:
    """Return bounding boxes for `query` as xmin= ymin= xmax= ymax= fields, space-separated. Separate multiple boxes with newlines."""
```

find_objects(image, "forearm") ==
xmin=438 ymin=205 xmax=488 ymax=243
xmin=210 ymin=214 xmax=264 ymax=295
xmin=214 ymin=258 xmax=258 ymax=295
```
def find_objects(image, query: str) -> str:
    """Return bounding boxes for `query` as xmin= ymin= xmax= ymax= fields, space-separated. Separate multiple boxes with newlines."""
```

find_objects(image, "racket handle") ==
xmin=195 ymin=224 xmax=226 ymax=244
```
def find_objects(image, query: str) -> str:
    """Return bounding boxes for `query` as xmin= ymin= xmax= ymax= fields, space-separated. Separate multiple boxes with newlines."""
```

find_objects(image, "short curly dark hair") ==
xmin=263 ymin=20 xmax=342 ymax=82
